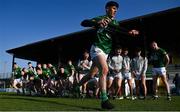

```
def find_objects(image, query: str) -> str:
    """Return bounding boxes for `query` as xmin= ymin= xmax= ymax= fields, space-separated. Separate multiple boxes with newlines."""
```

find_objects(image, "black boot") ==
xmin=101 ymin=100 xmax=114 ymax=110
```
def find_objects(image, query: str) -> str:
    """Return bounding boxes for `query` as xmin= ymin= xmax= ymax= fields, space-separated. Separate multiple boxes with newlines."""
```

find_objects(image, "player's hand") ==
xmin=98 ymin=18 xmax=112 ymax=28
xmin=82 ymin=63 xmax=88 ymax=68
xmin=132 ymin=71 xmax=136 ymax=78
xmin=128 ymin=29 xmax=139 ymax=36
xmin=114 ymin=68 xmax=120 ymax=73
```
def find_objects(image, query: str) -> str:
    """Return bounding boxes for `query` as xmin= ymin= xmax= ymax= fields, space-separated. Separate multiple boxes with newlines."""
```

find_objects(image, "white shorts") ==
xmin=68 ymin=75 xmax=74 ymax=84
xmin=152 ymin=67 xmax=166 ymax=76
xmin=89 ymin=77 xmax=99 ymax=82
xmin=122 ymin=72 xmax=132 ymax=80
xmin=14 ymin=78 xmax=22 ymax=84
xmin=90 ymin=45 xmax=108 ymax=60
xmin=108 ymin=72 xmax=122 ymax=80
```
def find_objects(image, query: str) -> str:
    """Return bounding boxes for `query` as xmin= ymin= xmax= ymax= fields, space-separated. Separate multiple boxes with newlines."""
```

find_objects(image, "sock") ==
xmin=100 ymin=90 xmax=108 ymax=102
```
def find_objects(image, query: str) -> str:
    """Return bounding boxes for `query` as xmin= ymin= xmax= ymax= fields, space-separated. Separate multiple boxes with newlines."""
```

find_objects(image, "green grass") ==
xmin=0 ymin=92 xmax=180 ymax=111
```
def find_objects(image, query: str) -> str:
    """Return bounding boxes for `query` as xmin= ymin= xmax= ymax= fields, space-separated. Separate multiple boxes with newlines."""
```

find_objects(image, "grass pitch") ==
xmin=0 ymin=92 xmax=179 ymax=111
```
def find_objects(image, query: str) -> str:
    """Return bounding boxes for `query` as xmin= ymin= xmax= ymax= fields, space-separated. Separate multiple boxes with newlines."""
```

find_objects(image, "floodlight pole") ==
xmin=11 ymin=55 xmax=15 ymax=72
xmin=11 ymin=54 xmax=15 ymax=79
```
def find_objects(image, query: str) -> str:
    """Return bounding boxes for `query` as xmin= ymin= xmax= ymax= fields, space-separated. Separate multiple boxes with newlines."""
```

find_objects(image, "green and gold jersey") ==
xmin=150 ymin=48 xmax=167 ymax=68
xmin=91 ymin=15 xmax=119 ymax=54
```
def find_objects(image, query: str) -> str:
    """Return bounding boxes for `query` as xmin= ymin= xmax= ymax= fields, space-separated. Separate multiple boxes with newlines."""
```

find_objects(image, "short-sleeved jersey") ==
xmin=131 ymin=56 xmax=148 ymax=74
xmin=13 ymin=67 xmax=22 ymax=79
xmin=77 ymin=59 xmax=92 ymax=74
xmin=27 ymin=67 xmax=36 ymax=77
xmin=42 ymin=68 xmax=51 ymax=79
xmin=122 ymin=56 xmax=131 ymax=73
xmin=150 ymin=48 xmax=167 ymax=68
xmin=49 ymin=66 xmax=56 ymax=74
xmin=91 ymin=15 xmax=119 ymax=54
xmin=64 ymin=64 xmax=75 ymax=78
xmin=108 ymin=55 xmax=123 ymax=71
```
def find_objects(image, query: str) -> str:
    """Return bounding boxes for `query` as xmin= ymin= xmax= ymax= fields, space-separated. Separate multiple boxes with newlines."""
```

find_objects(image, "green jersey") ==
xmin=27 ymin=68 xmax=35 ymax=76
xmin=49 ymin=66 xmax=57 ymax=79
xmin=42 ymin=68 xmax=51 ymax=79
xmin=91 ymin=15 xmax=119 ymax=54
xmin=150 ymin=48 xmax=167 ymax=68
xmin=13 ymin=67 xmax=22 ymax=79
xmin=27 ymin=69 xmax=39 ymax=80
xmin=64 ymin=64 xmax=75 ymax=77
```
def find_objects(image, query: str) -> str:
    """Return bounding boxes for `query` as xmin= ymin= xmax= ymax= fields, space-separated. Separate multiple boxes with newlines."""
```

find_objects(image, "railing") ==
xmin=167 ymin=64 xmax=180 ymax=72
xmin=0 ymin=72 xmax=12 ymax=79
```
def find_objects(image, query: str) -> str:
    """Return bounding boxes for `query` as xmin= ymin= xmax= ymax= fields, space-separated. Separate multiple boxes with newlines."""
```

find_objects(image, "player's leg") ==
xmin=107 ymin=76 xmax=114 ymax=98
xmin=114 ymin=77 xmax=123 ymax=99
xmin=141 ymin=75 xmax=147 ymax=98
xmin=78 ymin=62 xmax=98 ymax=86
xmin=74 ymin=62 xmax=98 ymax=97
xmin=94 ymin=78 xmax=100 ymax=98
xmin=13 ymin=79 xmax=21 ymax=94
xmin=78 ymin=73 xmax=84 ymax=93
xmin=127 ymin=78 xmax=135 ymax=100
xmin=126 ymin=72 xmax=135 ymax=100
xmin=152 ymin=68 xmax=159 ymax=99
xmin=94 ymin=55 xmax=114 ymax=109
xmin=13 ymin=79 xmax=18 ymax=89
xmin=135 ymin=79 xmax=140 ymax=97
xmin=152 ymin=75 xmax=158 ymax=99
xmin=160 ymin=74 xmax=171 ymax=100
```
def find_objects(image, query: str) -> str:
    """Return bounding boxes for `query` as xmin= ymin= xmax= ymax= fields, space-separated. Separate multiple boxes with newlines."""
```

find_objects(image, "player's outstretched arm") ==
xmin=81 ymin=19 xmax=98 ymax=27
xmin=108 ymin=23 xmax=139 ymax=36
xmin=81 ymin=17 xmax=112 ymax=28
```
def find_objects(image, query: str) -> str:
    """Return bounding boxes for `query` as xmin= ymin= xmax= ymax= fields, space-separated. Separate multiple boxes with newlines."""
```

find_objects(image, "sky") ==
xmin=0 ymin=0 xmax=180 ymax=73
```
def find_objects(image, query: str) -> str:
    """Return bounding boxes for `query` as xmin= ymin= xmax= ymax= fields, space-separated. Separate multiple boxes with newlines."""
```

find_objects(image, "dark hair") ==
xmin=13 ymin=62 xmax=17 ymax=65
xmin=135 ymin=47 xmax=142 ymax=52
xmin=28 ymin=62 xmax=31 ymax=65
xmin=83 ymin=49 xmax=89 ymax=53
xmin=123 ymin=47 xmax=128 ymax=51
xmin=105 ymin=1 xmax=119 ymax=9
xmin=22 ymin=67 xmax=26 ymax=71
xmin=115 ymin=45 xmax=122 ymax=50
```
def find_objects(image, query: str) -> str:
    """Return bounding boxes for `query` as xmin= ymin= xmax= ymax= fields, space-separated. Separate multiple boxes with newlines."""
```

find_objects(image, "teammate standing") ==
xmin=131 ymin=48 xmax=148 ymax=99
xmin=107 ymin=46 xmax=123 ymax=99
xmin=149 ymin=41 xmax=171 ymax=100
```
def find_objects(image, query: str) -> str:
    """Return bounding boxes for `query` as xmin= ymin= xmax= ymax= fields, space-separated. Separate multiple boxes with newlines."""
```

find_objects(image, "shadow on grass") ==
xmin=1 ymin=96 xmax=102 ymax=111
